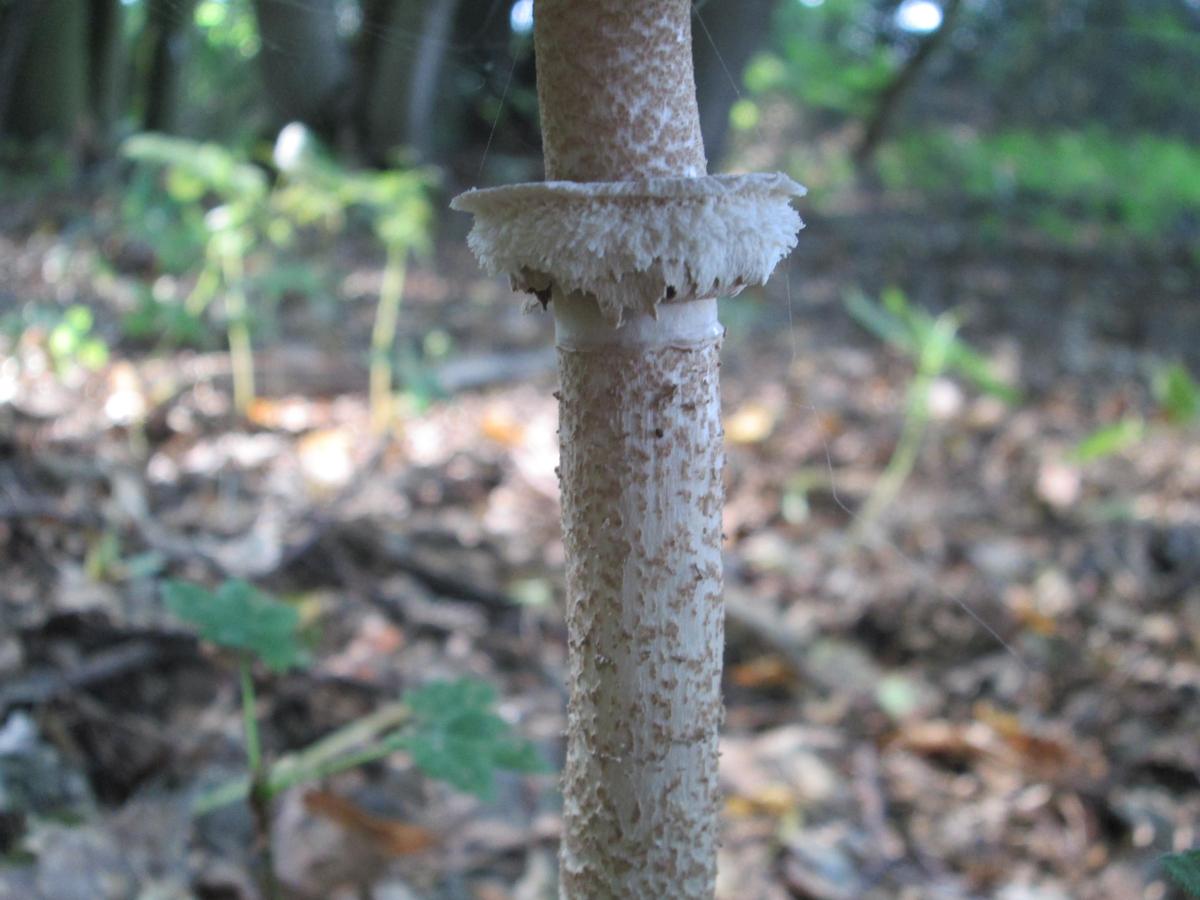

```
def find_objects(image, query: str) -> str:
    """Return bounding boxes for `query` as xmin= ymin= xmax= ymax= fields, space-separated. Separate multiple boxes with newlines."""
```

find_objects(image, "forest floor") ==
xmin=0 ymin=181 xmax=1198 ymax=900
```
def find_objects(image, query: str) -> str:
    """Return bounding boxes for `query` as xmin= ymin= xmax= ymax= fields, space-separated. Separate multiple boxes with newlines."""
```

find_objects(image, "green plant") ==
xmin=745 ymin=0 xmax=897 ymax=118
xmin=1153 ymin=361 xmax=1200 ymax=426
xmin=164 ymin=578 xmax=544 ymax=894
xmin=1 ymin=303 xmax=109 ymax=382
xmin=844 ymin=287 xmax=1020 ymax=531
xmin=122 ymin=285 xmax=211 ymax=348
xmin=164 ymin=579 xmax=305 ymax=897
xmin=124 ymin=128 xmax=434 ymax=427
xmin=124 ymin=135 xmax=269 ymax=412
xmin=876 ymin=127 xmax=1200 ymax=249
xmin=273 ymin=131 xmax=434 ymax=431
xmin=1068 ymin=418 xmax=1146 ymax=464
xmin=45 ymin=305 xmax=109 ymax=376
xmin=1069 ymin=360 xmax=1199 ymax=463
xmin=1163 ymin=849 xmax=1200 ymax=897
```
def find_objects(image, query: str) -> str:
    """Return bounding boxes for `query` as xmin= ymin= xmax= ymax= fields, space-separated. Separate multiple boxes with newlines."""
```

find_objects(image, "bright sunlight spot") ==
xmin=273 ymin=122 xmax=312 ymax=174
xmin=510 ymin=0 xmax=533 ymax=34
xmin=797 ymin=0 xmax=825 ymax=7
xmin=895 ymin=0 xmax=944 ymax=33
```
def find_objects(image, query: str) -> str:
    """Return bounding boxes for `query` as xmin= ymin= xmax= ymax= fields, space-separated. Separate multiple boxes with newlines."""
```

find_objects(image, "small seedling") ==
xmin=1068 ymin=417 xmax=1145 ymax=464
xmin=125 ymin=128 xmax=435 ymax=429
xmin=398 ymin=678 xmax=545 ymax=799
xmin=164 ymin=578 xmax=305 ymax=897
xmin=47 ymin=306 xmax=109 ymax=377
xmin=845 ymin=287 xmax=1021 ymax=404
xmin=124 ymin=135 xmax=269 ymax=413
xmin=1152 ymin=361 xmax=1200 ymax=426
xmin=272 ymin=127 xmax=434 ymax=432
xmin=1068 ymin=360 xmax=1198 ymax=464
xmin=163 ymin=578 xmax=545 ymax=895
xmin=3 ymin=304 xmax=109 ymax=383
xmin=844 ymin=287 xmax=1020 ymax=531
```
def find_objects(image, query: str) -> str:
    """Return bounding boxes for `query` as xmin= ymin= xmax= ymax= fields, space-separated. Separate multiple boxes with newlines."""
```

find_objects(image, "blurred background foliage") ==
xmin=0 ymin=0 xmax=1196 ymax=241
xmin=1 ymin=0 xmax=1196 ymax=377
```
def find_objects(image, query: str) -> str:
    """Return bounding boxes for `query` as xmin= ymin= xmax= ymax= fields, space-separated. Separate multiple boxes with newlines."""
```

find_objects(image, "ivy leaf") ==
xmin=399 ymin=679 xmax=547 ymax=799
xmin=163 ymin=579 xmax=308 ymax=672
xmin=1163 ymin=849 xmax=1200 ymax=898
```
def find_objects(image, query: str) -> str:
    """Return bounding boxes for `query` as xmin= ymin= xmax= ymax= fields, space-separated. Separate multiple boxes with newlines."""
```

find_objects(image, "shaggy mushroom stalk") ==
xmin=452 ymin=1 xmax=804 ymax=895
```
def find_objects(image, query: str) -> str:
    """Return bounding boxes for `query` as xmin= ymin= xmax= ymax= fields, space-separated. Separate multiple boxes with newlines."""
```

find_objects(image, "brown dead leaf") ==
xmin=725 ymin=403 xmax=777 ymax=445
xmin=888 ymin=719 xmax=1000 ymax=768
xmin=974 ymin=703 xmax=1073 ymax=774
xmin=1007 ymin=585 xmax=1059 ymax=636
xmin=725 ymin=784 xmax=798 ymax=819
xmin=481 ymin=407 xmax=526 ymax=447
xmin=303 ymin=790 xmax=438 ymax=856
xmin=247 ymin=396 xmax=326 ymax=432
xmin=730 ymin=654 xmax=796 ymax=689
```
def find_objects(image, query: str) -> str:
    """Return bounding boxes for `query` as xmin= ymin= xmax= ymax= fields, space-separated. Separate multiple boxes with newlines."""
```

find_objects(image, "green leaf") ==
xmin=1153 ymin=361 xmax=1200 ymax=425
xmin=63 ymin=305 xmax=93 ymax=334
xmin=1069 ymin=417 xmax=1146 ymax=463
xmin=163 ymin=579 xmax=308 ymax=671
xmin=844 ymin=289 xmax=915 ymax=352
xmin=945 ymin=340 xmax=1022 ymax=405
xmin=844 ymin=289 xmax=1021 ymax=403
xmin=399 ymin=679 xmax=547 ymax=799
xmin=1163 ymin=849 xmax=1200 ymax=898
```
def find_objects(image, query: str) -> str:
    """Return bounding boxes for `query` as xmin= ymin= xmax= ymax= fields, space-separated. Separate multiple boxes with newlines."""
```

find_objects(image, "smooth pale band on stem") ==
xmin=452 ymin=0 xmax=804 ymax=896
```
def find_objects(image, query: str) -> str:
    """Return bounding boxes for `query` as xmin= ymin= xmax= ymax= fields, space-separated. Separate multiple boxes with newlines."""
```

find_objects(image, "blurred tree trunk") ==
xmin=691 ymin=0 xmax=777 ymax=169
xmin=253 ymin=0 xmax=349 ymax=140
xmin=141 ymin=0 xmax=197 ymax=133
xmin=405 ymin=0 xmax=460 ymax=162
xmin=0 ymin=0 xmax=39 ymax=139
xmin=87 ymin=0 xmax=125 ymax=152
xmin=854 ymin=0 xmax=964 ymax=167
xmin=358 ymin=0 xmax=459 ymax=164
xmin=2 ymin=0 xmax=88 ymax=145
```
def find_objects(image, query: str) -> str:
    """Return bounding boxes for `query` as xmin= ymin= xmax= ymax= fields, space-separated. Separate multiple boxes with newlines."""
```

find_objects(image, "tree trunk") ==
xmin=854 ymin=0 xmax=964 ymax=167
xmin=357 ymin=0 xmax=434 ymax=164
xmin=142 ymin=0 xmax=196 ymax=134
xmin=3 ymin=0 xmax=88 ymax=145
xmin=253 ymin=0 xmax=349 ymax=139
xmin=452 ymin=1 xmax=803 ymax=895
xmin=0 ymin=0 xmax=40 ymax=140
xmin=404 ymin=0 xmax=460 ymax=162
xmin=87 ymin=0 xmax=125 ymax=152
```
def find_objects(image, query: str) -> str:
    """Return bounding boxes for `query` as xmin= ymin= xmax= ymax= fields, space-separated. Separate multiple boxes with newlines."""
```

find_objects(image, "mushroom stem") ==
xmin=452 ymin=1 xmax=803 ymax=895
xmin=554 ymin=294 xmax=724 ymax=898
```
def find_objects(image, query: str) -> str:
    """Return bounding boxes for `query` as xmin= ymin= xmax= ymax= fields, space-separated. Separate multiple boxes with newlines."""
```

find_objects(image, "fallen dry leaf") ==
xmin=730 ymin=654 xmax=796 ymax=689
xmin=303 ymin=790 xmax=439 ymax=856
xmin=725 ymin=784 xmax=798 ymax=819
xmin=480 ymin=407 xmax=526 ymax=448
xmin=725 ymin=403 xmax=777 ymax=445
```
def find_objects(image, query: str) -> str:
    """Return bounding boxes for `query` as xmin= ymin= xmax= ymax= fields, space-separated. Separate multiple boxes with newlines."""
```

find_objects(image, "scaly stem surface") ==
xmin=555 ymin=295 xmax=725 ymax=898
